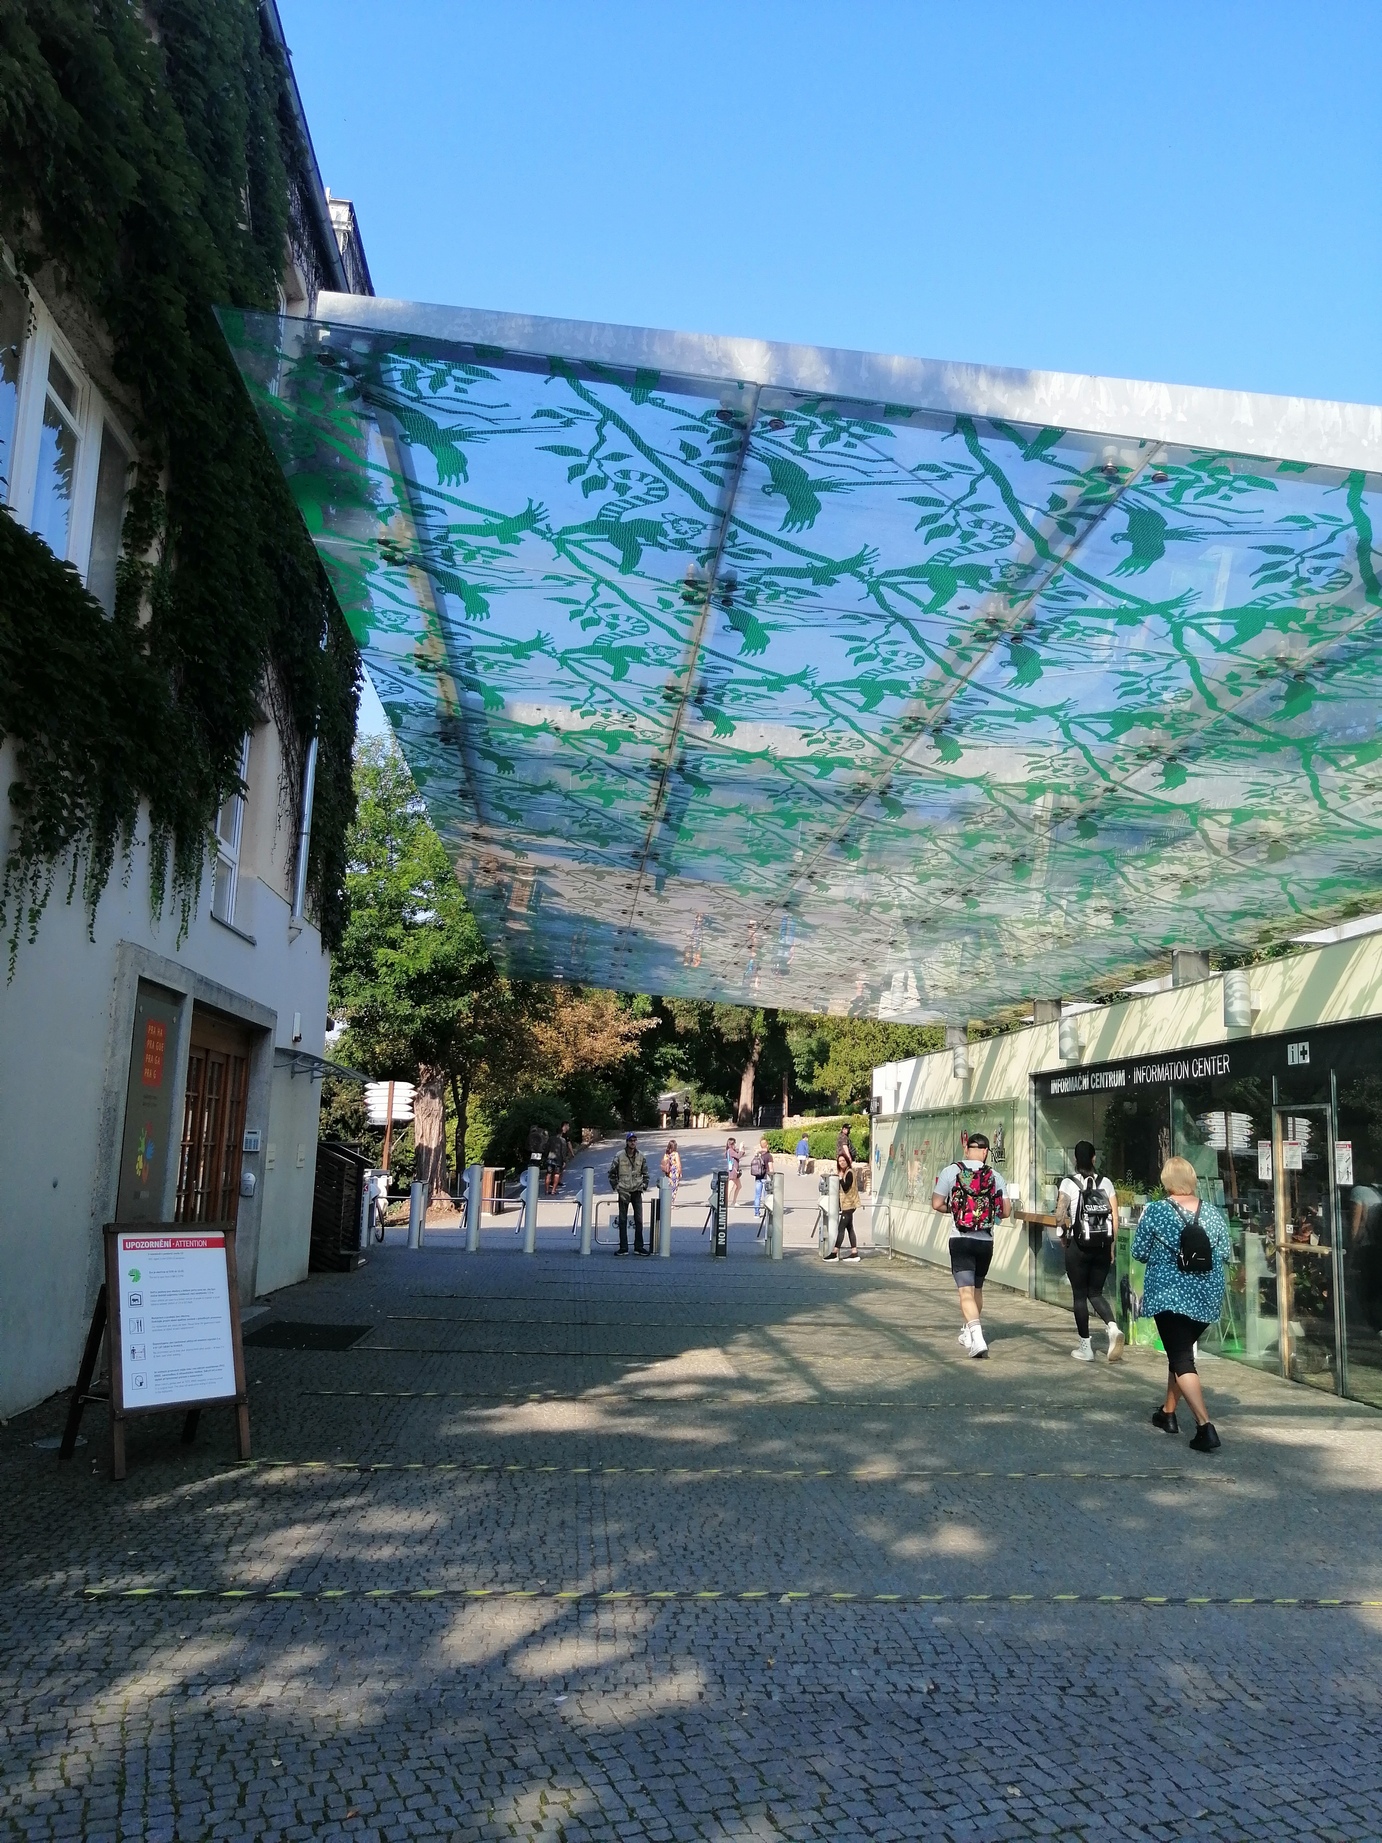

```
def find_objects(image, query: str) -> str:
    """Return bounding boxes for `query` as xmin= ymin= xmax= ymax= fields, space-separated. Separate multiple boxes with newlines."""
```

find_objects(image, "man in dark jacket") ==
xmin=612 ymin=1133 xmax=650 ymax=1255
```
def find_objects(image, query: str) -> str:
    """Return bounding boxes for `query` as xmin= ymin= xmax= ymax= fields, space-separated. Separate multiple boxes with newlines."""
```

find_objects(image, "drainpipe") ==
xmin=289 ymin=736 xmax=318 ymax=933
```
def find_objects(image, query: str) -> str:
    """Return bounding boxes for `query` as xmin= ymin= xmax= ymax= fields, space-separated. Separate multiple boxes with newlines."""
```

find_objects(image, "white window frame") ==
xmin=211 ymin=733 xmax=252 ymax=929
xmin=2 ymin=278 xmax=135 ymax=597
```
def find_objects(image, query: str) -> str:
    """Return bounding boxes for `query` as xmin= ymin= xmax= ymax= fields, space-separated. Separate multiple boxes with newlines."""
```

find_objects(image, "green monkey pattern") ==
xmin=218 ymin=308 xmax=1382 ymax=1023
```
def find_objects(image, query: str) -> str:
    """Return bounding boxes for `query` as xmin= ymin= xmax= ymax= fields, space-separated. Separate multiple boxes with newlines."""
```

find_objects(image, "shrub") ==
xmin=764 ymin=1116 xmax=870 ymax=1162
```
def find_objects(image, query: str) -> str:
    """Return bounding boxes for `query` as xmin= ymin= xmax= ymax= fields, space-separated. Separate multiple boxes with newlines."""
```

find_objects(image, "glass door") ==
xmin=1272 ymin=1105 xmax=1342 ymax=1393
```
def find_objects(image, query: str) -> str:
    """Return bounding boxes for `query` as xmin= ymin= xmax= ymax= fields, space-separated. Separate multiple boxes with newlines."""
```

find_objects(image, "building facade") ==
xmin=872 ymin=932 xmax=1382 ymax=1411
xmin=0 ymin=4 xmax=370 ymax=1420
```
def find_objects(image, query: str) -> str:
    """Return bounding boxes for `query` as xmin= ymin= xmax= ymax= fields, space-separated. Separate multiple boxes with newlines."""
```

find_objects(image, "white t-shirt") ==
xmin=935 ymin=1159 xmax=1007 ymax=1234
xmin=1057 ymin=1174 xmax=1116 ymax=1237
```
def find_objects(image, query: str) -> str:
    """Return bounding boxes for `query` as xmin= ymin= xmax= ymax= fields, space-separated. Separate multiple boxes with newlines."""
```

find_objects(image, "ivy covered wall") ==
xmin=0 ymin=0 xmax=360 ymax=952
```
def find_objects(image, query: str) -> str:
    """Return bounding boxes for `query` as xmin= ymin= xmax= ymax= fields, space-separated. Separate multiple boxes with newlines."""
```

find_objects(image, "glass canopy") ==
xmin=220 ymin=303 xmax=1382 ymax=1022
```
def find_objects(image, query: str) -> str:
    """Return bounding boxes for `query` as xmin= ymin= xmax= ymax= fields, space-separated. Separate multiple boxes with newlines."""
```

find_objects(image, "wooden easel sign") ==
xmin=62 ymin=1224 xmax=251 ymax=1479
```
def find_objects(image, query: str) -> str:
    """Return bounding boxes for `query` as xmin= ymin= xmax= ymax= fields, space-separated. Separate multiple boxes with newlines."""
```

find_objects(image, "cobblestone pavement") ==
xmin=5 ymin=1231 xmax=1382 ymax=1841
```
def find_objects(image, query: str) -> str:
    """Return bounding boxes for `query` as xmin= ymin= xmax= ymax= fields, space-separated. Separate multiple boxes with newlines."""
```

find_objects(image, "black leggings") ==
xmin=834 ymin=1209 xmax=857 ymax=1250
xmin=1065 ymin=1239 xmax=1114 ymax=1339
xmin=1154 ymin=1310 xmax=1208 ymax=1378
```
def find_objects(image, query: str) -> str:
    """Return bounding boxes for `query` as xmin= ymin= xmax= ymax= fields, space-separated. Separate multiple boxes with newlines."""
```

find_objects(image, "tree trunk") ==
xmin=413 ymin=1066 xmax=448 ymax=1201
xmin=736 ymin=1039 xmax=760 ymax=1126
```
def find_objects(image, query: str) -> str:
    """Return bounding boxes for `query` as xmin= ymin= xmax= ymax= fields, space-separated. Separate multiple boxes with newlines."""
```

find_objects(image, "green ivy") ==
xmin=0 ymin=0 xmax=359 ymax=955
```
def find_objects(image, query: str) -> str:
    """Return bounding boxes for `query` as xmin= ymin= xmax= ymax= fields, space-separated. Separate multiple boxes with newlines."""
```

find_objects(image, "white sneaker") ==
xmin=958 ymin=1324 xmax=974 ymax=1348
xmin=1071 ymin=1337 xmax=1095 ymax=1362
xmin=968 ymin=1325 xmax=988 ymax=1359
xmin=1106 ymin=1324 xmax=1125 ymax=1362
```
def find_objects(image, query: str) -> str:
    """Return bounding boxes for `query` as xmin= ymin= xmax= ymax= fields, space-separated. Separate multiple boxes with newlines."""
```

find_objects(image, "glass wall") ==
xmin=877 ymin=1101 xmax=1018 ymax=1267
xmin=1033 ymin=1017 xmax=1382 ymax=1408
xmin=1032 ymin=1088 xmax=1169 ymax=1339
xmin=1335 ymin=1073 xmax=1382 ymax=1409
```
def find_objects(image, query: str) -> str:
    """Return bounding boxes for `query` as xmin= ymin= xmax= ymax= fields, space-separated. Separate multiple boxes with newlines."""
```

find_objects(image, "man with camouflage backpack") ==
xmin=932 ymin=1132 xmax=1010 ymax=1358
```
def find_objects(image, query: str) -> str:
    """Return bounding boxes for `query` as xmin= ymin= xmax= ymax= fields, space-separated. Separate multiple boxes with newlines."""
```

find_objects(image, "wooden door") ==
xmin=175 ymin=1011 xmax=251 ymax=1225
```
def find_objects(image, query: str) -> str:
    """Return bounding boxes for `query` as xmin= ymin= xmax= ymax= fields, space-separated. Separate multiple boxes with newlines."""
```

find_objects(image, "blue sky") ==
xmin=278 ymin=0 xmax=1382 ymax=735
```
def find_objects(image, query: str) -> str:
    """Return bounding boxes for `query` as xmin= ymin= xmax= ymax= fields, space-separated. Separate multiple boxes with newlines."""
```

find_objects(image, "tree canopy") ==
xmin=326 ymin=739 xmax=946 ymax=1187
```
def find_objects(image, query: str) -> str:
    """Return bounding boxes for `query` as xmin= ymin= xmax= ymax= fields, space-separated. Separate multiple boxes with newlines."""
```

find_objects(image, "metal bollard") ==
xmin=658 ymin=1177 xmax=672 ymax=1258
xmin=580 ymin=1168 xmax=594 ymax=1256
xmin=522 ymin=1164 xmax=538 ymax=1254
xmin=826 ymin=1172 xmax=840 ymax=1255
xmin=770 ymin=1171 xmax=785 ymax=1261
xmin=408 ymin=1180 xmax=427 ymax=1250
xmin=464 ymin=1163 xmax=481 ymax=1253
xmin=358 ymin=1170 xmax=376 ymax=1256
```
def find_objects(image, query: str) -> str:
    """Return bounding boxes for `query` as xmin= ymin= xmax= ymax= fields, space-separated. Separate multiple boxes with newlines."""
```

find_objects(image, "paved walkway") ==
xmin=413 ymin=1127 xmax=862 ymax=1255
xmin=4 ymin=1226 xmax=1382 ymax=1840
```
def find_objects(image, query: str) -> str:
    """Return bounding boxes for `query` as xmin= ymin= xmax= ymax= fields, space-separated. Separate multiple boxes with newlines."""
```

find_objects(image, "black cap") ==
xmin=1074 ymin=1140 xmax=1097 ymax=1169
xmin=967 ymin=1132 xmax=989 ymax=1151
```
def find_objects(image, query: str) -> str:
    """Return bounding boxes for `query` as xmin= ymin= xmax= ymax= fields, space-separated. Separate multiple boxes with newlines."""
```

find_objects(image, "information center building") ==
xmin=872 ymin=929 xmax=1382 ymax=1410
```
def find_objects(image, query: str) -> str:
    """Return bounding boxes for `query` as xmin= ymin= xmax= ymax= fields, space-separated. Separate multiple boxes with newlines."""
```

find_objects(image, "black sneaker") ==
xmin=1151 ymin=1408 xmax=1180 ymax=1434
xmin=1188 ymin=1422 xmax=1221 ymax=1453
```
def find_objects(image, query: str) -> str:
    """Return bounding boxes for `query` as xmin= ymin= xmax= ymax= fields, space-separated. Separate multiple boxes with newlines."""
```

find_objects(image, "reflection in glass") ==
xmin=1336 ymin=1073 xmax=1382 ymax=1409
xmin=32 ymin=355 xmax=81 ymax=561
xmin=1035 ymin=1089 xmax=1167 ymax=1334
xmin=0 ymin=281 xmax=24 ymax=503
xmin=87 ymin=423 xmax=130 ymax=615
xmin=1274 ymin=1104 xmax=1338 ymax=1393
xmin=1172 ymin=1076 xmax=1272 ymax=1365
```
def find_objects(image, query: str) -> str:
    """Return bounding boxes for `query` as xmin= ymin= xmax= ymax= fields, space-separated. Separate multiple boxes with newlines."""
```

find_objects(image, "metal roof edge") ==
xmin=314 ymin=292 xmax=1382 ymax=474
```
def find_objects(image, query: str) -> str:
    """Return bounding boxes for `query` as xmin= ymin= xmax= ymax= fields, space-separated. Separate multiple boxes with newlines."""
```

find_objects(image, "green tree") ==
xmin=330 ymin=739 xmax=524 ymax=1198
xmin=794 ymin=1017 xmax=945 ymax=1112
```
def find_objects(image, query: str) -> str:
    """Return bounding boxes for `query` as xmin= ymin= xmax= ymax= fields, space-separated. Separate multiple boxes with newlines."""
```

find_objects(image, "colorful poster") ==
xmin=117 ymin=1231 xmax=237 ymax=1409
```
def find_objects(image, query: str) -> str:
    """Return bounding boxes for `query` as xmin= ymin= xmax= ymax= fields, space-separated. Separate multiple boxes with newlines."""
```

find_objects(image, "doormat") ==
xmin=244 ymin=1322 xmax=374 ymax=1352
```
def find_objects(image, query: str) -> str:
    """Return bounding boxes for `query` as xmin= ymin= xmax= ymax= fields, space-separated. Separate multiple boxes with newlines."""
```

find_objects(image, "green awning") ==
xmin=219 ymin=299 xmax=1382 ymax=1021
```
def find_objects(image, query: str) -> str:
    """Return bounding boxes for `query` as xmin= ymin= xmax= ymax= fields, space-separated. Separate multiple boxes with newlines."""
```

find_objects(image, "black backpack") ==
xmin=1074 ymin=1174 xmax=1113 ymax=1243
xmin=1173 ymin=1203 xmax=1214 ymax=1275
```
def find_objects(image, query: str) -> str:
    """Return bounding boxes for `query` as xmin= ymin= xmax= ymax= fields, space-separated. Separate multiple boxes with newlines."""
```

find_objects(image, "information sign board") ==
xmin=61 ymin=1223 xmax=251 ymax=1480
xmin=711 ymin=1169 xmax=728 ymax=1258
xmin=1335 ymin=1141 xmax=1354 ymax=1186
xmin=115 ymin=1231 xmax=238 ymax=1408
xmin=1283 ymin=1141 xmax=1304 ymax=1172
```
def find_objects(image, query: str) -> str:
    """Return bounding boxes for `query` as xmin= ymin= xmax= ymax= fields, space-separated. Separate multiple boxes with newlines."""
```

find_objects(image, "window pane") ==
xmin=32 ymin=394 xmax=79 ymax=560
xmin=87 ymin=423 xmax=130 ymax=615
xmin=211 ymin=855 xmax=237 ymax=925
xmin=215 ymin=797 xmax=241 ymax=850
xmin=46 ymin=351 xmax=77 ymax=414
xmin=0 ymin=281 xmax=23 ymax=503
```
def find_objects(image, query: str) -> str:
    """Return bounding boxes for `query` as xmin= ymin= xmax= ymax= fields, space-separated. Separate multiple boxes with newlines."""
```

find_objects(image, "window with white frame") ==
xmin=211 ymin=734 xmax=251 ymax=928
xmin=0 ymin=270 xmax=133 ymax=615
xmin=0 ymin=280 xmax=24 ymax=503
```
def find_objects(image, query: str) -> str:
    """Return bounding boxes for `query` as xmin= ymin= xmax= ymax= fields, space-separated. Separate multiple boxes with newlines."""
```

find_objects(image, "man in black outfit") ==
xmin=612 ymin=1134 xmax=650 ymax=1255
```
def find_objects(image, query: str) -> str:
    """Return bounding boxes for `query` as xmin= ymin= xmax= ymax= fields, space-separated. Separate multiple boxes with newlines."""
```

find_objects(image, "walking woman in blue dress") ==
xmin=1133 ymin=1156 xmax=1232 ymax=1452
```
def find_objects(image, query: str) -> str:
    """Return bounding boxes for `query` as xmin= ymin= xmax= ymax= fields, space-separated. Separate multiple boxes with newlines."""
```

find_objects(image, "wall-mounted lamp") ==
xmin=1058 ymin=1015 xmax=1083 ymax=1063
xmin=946 ymin=1025 xmax=971 ymax=1081
xmin=1223 ymin=969 xmax=1258 ymax=1029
